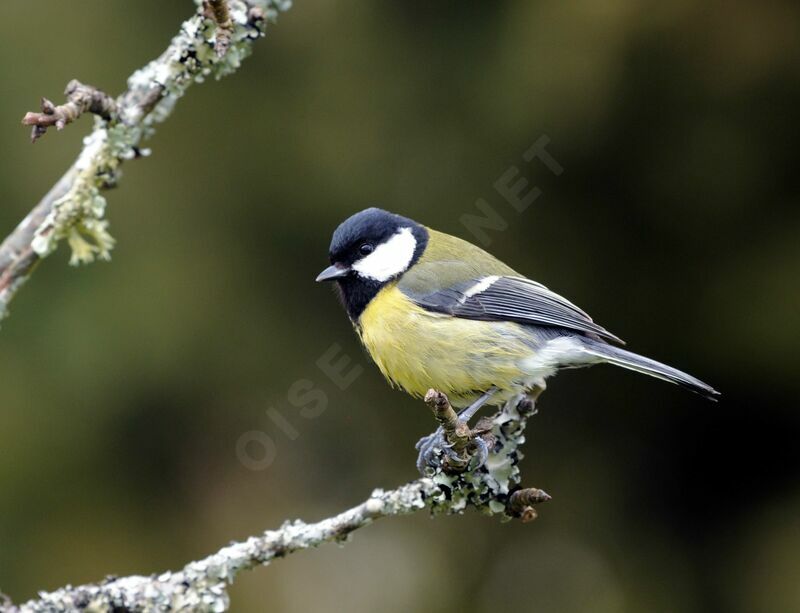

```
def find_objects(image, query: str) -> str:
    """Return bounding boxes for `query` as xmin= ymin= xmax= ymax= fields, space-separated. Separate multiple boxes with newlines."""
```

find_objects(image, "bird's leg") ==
xmin=456 ymin=387 xmax=497 ymax=422
xmin=455 ymin=387 xmax=499 ymax=468
xmin=415 ymin=388 xmax=497 ymax=475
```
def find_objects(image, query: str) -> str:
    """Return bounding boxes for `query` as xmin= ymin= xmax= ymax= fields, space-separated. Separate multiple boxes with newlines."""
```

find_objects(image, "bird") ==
xmin=316 ymin=207 xmax=719 ymax=472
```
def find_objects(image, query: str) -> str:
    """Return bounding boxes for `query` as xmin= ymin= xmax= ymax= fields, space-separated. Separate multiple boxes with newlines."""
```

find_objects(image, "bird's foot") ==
xmin=415 ymin=427 xmax=449 ymax=474
xmin=415 ymin=427 xmax=491 ymax=475
xmin=415 ymin=390 xmax=496 ymax=475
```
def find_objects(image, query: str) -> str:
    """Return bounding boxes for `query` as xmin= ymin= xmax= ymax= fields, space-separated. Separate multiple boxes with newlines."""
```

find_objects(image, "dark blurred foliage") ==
xmin=1 ymin=1 xmax=799 ymax=611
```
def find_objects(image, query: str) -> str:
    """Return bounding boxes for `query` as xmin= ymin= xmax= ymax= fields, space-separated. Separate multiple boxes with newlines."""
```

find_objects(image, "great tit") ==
xmin=317 ymin=208 xmax=718 ymax=461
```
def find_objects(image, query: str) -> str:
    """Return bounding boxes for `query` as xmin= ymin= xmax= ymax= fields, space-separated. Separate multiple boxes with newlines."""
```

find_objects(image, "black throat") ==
xmin=334 ymin=276 xmax=384 ymax=322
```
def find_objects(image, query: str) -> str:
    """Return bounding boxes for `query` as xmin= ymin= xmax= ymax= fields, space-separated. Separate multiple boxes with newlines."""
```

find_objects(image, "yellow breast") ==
xmin=357 ymin=283 xmax=534 ymax=407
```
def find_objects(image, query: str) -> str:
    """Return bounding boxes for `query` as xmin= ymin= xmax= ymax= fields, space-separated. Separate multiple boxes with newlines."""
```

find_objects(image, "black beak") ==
xmin=315 ymin=264 xmax=350 ymax=282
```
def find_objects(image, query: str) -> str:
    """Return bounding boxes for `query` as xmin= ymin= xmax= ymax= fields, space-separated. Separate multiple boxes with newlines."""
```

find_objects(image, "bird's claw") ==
xmin=415 ymin=428 xmax=446 ymax=474
xmin=415 ymin=423 xmax=491 ymax=475
xmin=469 ymin=436 xmax=489 ymax=468
xmin=414 ymin=427 xmax=441 ymax=451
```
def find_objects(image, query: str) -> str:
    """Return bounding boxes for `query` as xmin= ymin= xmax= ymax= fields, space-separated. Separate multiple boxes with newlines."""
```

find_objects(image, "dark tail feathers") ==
xmin=582 ymin=340 xmax=720 ymax=401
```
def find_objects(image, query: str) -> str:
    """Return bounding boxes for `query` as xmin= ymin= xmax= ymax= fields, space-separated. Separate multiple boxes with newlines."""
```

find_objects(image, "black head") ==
xmin=316 ymin=208 xmax=429 ymax=320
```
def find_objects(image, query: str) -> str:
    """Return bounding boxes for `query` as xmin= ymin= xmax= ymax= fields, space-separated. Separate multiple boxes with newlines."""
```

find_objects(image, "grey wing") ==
xmin=406 ymin=274 xmax=624 ymax=345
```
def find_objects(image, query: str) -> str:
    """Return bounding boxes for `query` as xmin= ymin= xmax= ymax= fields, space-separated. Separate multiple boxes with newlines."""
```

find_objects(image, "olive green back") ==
xmin=397 ymin=228 xmax=519 ymax=297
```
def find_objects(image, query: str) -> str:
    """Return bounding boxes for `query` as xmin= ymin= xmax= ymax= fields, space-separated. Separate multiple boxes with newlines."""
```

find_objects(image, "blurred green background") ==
xmin=1 ymin=1 xmax=799 ymax=611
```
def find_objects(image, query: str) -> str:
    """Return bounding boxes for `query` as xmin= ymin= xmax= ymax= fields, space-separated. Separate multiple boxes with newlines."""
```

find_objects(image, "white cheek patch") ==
xmin=352 ymin=227 xmax=417 ymax=282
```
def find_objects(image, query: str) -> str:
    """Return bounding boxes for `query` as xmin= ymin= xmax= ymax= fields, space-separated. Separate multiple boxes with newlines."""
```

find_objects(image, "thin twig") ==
xmin=204 ymin=0 xmax=235 ymax=56
xmin=21 ymin=80 xmax=117 ymax=143
xmin=424 ymin=389 xmax=473 ymax=452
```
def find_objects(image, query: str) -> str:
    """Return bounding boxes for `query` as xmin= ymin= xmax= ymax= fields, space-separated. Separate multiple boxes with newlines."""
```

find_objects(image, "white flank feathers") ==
xmin=521 ymin=337 xmax=596 ymax=377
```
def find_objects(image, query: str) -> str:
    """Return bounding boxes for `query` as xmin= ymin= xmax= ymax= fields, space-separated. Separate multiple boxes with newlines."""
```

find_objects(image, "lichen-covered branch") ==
xmin=3 ymin=391 xmax=548 ymax=613
xmin=0 ymin=0 xmax=292 ymax=323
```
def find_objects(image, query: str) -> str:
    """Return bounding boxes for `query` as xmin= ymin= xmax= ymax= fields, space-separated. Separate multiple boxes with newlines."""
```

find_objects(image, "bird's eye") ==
xmin=358 ymin=243 xmax=374 ymax=256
